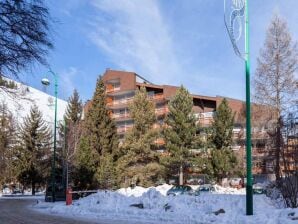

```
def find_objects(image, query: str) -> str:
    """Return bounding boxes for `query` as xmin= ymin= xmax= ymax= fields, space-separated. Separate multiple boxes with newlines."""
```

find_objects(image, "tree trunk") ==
xmin=179 ymin=165 xmax=183 ymax=185
xmin=275 ymin=118 xmax=282 ymax=181
xmin=31 ymin=181 xmax=35 ymax=196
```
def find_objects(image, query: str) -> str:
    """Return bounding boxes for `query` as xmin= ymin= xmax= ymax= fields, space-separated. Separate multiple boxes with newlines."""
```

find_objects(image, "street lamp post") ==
xmin=224 ymin=0 xmax=253 ymax=215
xmin=244 ymin=0 xmax=253 ymax=215
xmin=42 ymin=69 xmax=58 ymax=203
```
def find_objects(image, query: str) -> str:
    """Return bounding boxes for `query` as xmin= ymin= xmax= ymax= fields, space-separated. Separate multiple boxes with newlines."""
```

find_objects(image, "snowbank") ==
xmin=117 ymin=184 xmax=172 ymax=197
xmin=213 ymin=184 xmax=246 ymax=195
xmin=34 ymin=184 xmax=298 ymax=224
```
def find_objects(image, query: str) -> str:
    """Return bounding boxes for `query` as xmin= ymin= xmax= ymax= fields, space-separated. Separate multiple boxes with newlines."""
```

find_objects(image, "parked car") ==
xmin=12 ymin=189 xmax=22 ymax=194
xmin=166 ymin=185 xmax=194 ymax=196
xmin=168 ymin=179 xmax=176 ymax=185
xmin=230 ymin=178 xmax=242 ymax=187
xmin=253 ymin=184 xmax=266 ymax=194
xmin=2 ymin=187 xmax=11 ymax=194
xmin=186 ymin=178 xmax=202 ymax=185
xmin=197 ymin=184 xmax=215 ymax=192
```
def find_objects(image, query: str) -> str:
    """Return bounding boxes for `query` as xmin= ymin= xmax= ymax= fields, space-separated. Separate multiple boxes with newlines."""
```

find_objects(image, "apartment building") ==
xmin=102 ymin=69 xmax=245 ymax=139
xmin=86 ymin=69 xmax=276 ymax=177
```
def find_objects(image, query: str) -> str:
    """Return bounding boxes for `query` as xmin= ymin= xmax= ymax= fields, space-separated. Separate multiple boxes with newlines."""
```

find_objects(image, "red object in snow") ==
xmin=66 ymin=188 xmax=72 ymax=206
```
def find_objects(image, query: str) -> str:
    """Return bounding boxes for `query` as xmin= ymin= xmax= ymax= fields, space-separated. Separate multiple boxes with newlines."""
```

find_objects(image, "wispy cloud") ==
xmin=88 ymin=0 xmax=183 ymax=84
xmin=59 ymin=66 xmax=79 ymax=99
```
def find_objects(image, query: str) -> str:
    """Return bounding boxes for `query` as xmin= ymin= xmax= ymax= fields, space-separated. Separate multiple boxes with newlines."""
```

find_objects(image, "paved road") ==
xmin=0 ymin=198 xmax=156 ymax=224
xmin=0 ymin=198 xmax=109 ymax=224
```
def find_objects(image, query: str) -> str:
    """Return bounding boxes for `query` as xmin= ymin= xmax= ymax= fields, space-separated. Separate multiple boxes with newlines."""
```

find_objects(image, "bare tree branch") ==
xmin=254 ymin=14 xmax=298 ymax=181
xmin=0 ymin=0 xmax=53 ymax=79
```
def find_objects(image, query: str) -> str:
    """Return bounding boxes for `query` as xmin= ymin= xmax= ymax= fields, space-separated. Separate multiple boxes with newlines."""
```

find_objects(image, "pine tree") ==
xmin=209 ymin=99 xmax=238 ymax=182
xmin=210 ymin=149 xmax=238 ymax=182
xmin=0 ymin=102 xmax=16 ymax=186
xmin=95 ymin=154 xmax=116 ymax=189
xmin=64 ymin=89 xmax=83 ymax=124
xmin=116 ymin=87 xmax=164 ymax=187
xmin=15 ymin=105 xmax=52 ymax=195
xmin=73 ymin=136 xmax=97 ymax=190
xmin=163 ymin=86 xmax=197 ymax=185
xmin=210 ymin=98 xmax=235 ymax=149
xmin=84 ymin=77 xmax=118 ymax=157
xmin=77 ymin=76 xmax=118 ymax=189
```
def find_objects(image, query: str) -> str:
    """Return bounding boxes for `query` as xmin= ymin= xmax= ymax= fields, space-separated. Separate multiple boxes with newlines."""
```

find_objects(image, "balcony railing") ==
xmin=117 ymin=125 xmax=133 ymax=133
xmin=148 ymin=93 xmax=164 ymax=100
xmin=155 ymin=107 xmax=168 ymax=115
xmin=154 ymin=138 xmax=165 ymax=145
xmin=108 ymin=93 xmax=164 ymax=106
xmin=153 ymin=123 xmax=160 ymax=129
xmin=197 ymin=117 xmax=213 ymax=126
xmin=106 ymin=86 xmax=120 ymax=93
xmin=107 ymin=98 xmax=134 ymax=106
xmin=111 ymin=113 xmax=130 ymax=119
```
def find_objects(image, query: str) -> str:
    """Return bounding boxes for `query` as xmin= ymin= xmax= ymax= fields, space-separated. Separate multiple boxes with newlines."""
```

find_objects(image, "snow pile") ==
xmin=117 ymin=184 xmax=172 ymax=197
xmin=117 ymin=186 xmax=148 ymax=197
xmin=213 ymin=184 xmax=246 ymax=195
xmin=155 ymin=184 xmax=172 ymax=196
xmin=35 ymin=184 xmax=298 ymax=224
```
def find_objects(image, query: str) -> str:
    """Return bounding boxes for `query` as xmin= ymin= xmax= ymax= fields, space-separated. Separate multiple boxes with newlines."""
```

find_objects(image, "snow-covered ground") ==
xmin=0 ymin=79 xmax=67 ymax=124
xmin=34 ymin=184 xmax=298 ymax=224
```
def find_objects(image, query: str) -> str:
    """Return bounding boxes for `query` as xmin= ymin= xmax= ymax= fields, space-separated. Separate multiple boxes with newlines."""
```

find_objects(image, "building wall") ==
xmin=102 ymin=69 xmax=136 ymax=92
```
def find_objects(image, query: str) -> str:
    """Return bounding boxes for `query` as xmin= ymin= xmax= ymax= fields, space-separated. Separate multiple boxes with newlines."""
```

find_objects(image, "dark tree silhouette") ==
xmin=0 ymin=0 xmax=53 ymax=78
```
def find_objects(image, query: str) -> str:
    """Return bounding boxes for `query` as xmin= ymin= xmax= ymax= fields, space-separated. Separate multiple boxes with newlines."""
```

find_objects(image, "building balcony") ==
xmin=155 ymin=107 xmax=168 ymax=116
xmin=153 ymin=123 xmax=161 ymax=129
xmin=232 ymin=145 xmax=241 ymax=151
xmin=197 ymin=118 xmax=213 ymax=127
xmin=194 ymin=112 xmax=214 ymax=127
xmin=106 ymin=81 xmax=121 ymax=93
xmin=106 ymin=86 xmax=120 ymax=93
xmin=154 ymin=138 xmax=165 ymax=145
xmin=117 ymin=125 xmax=133 ymax=134
xmin=148 ymin=93 xmax=165 ymax=101
xmin=107 ymin=98 xmax=134 ymax=107
xmin=111 ymin=112 xmax=131 ymax=120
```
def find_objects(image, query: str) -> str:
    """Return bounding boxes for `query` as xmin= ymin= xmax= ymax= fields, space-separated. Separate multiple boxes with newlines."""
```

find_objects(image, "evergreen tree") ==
xmin=84 ymin=76 xmax=118 ymax=157
xmin=210 ymin=98 xmax=234 ymax=149
xmin=95 ymin=154 xmax=116 ymax=189
xmin=73 ymin=136 xmax=97 ymax=190
xmin=0 ymin=102 xmax=16 ymax=186
xmin=76 ymin=76 xmax=118 ymax=189
xmin=209 ymin=98 xmax=238 ymax=182
xmin=15 ymin=106 xmax=52 ymax=195
xmin=163 ymin=86 xmax=197 ymax=185
xmin=116 ymin=87 xmax=164 ymax=187
xmin=64 ymin=89 xmax=83 ymax=124
xmin=0 ymin=77 xmax=17 ymax=89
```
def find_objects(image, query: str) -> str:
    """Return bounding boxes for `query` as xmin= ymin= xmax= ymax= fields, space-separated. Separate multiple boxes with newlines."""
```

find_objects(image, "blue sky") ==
xmin=20 ymin=0 xmax=298 ymax=102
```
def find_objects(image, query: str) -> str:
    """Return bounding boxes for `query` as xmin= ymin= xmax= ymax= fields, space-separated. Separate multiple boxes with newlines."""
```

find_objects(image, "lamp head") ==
xmin=41 ymin=78 xmax=50 ymax=86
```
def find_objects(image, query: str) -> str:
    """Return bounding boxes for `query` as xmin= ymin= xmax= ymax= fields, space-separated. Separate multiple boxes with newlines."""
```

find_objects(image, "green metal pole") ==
xmin=245 ymin=0 xmax=253 ymax=215
xmin=50 ymin=69 xmax=58 ymax=203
